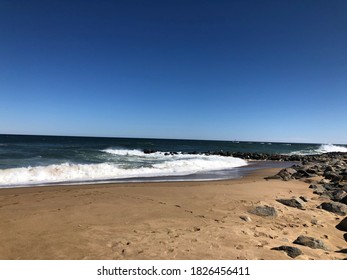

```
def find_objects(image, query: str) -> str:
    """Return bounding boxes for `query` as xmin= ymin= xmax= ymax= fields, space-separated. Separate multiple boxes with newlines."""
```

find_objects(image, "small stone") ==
xmin=193 ymin=226 xmax=201 ymax=232
xmin=311 ymin=219 xmax=320 ymax=225
xmin=293 ymin=235 xmax=328 ymax=250
xmin=249 ymin=205 xmax=278 ymax=218
xmin=272 ymin=246 xmax=303 ymax=258
xmin=240 ymin=215 xmax=252 ymax=222
xmin=300 ymin=196 xmax=309 ymax=202
xmin=276 ymin=198 xmax=306 ymax=209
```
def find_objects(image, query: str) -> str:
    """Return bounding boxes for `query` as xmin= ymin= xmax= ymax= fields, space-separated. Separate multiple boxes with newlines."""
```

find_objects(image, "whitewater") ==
xmin=0 ymin=150 xmax=248 ymax=187
xmin=0 ymin=134 xmax=346 ymax=188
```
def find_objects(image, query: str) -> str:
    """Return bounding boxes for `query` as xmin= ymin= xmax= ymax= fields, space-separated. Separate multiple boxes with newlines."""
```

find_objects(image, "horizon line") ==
xmin=0 ymin=132 xmax=343 ymax=146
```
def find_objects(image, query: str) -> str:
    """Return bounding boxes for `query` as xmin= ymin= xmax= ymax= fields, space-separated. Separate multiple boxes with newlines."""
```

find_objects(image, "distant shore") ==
xmin=0 ymin=159 xmax=346 ymax=259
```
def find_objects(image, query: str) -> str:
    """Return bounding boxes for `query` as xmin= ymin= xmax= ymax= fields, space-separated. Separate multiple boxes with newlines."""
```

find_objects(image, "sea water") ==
xmin=0 ymin=134 xmax=346 ymax=188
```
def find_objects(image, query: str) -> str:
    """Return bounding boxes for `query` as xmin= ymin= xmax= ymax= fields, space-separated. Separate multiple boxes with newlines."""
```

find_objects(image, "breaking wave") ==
xmin=289 ymin=144 xmax=347 ymax=155
xmin=0 ymin=150 xmax=247 ymax=187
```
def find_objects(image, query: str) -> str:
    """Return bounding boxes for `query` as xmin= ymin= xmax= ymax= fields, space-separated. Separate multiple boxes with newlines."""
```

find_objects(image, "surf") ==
xmin=0 ymin=151 xmax=248 ymax=187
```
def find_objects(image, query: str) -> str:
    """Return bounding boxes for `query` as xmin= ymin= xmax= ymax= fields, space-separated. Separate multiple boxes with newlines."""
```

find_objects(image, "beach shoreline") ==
xmin=0 ymin=166 xmax=346 ymax=260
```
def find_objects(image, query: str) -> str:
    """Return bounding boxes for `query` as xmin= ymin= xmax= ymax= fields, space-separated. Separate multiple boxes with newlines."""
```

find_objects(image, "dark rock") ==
xmin=323 ymin=184 xmax=337 ymax=191
xmin=332 ymin=175 xmax=344 ymax=183
xmin=143 ymin=149 xmax=156 ymax=154
xmin=324 ymin=166 xmax=334 ymax=172
xmin=293 ymin=235 xmax=328 ymax=250
xmin=265 ymin=168 xmax=296 ymax=181
xmin=271 ymin=246 xmax=303 ymax=258
xmin=324 ymin=171 xmax=341 ymax=181
xmin=293 ymin=169 xmax=313 ymax=179
xmin=319 ymin=202 xmax=347 ymax=216
xmin=305 ymin=167 xmax=318 ymax=175
xmin=336 ymin=217 xmax=347 ymax=232
xmin=310 ymin=184 xmax=327 ymax=195
xmin=249 ymin=206 xmax=278 ymax=218
xmin=276 ymin=198 xmax=306 ymax=209
xmin=340 ymin=195 xmax=347 ymax=205
xmin=331 ymin=190 xmax=347 ymax=202
xmin=300 ymin=196 xmax=309 ymax=202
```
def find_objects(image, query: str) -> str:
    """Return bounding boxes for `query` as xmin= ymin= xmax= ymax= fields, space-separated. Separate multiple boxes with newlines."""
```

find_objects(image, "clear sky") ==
xmin=0 ymin=0 xmax=346 ymax=143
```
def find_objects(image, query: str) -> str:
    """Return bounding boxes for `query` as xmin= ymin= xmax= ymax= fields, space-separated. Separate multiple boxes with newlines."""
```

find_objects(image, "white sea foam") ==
xmin=0 ymin=152 xmax=248 ymax=187
xmin=289 ymin=144 xmax=347 ymax=155
xmin=103 ymin=148 xmax=145 ymax=157
xmin=316 ymin=144 xmax=347 ymax=153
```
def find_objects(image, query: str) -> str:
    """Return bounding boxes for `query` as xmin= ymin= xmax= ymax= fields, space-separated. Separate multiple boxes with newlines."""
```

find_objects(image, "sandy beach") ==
xmin=0 ymin=167 xmax=346 ymax=260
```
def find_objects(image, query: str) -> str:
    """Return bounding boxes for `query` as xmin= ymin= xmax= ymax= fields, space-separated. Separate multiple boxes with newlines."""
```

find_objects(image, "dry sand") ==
xmin=0 ymin=168 xmax=346 ymax=260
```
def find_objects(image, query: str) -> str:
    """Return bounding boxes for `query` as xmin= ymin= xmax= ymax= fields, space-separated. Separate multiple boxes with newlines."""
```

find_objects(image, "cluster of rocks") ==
xmin=143 ymin=149 xmax=304 ymax=161
xmin=266 ymin=153 xmax=347 ymax=214
xmin=263 ymin=152 xmax=347 ymax=259
xmin=247 ymin=204 xmax=330 ymax=258
xmin=144 ymin=149 xmax=347 ymax=164
xmin=144 ymin=148 xmax=347 ymax=259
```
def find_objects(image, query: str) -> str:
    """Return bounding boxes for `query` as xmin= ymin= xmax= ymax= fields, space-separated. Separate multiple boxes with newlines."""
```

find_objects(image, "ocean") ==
xmin=0 ymin=134 xmax=347 ymax=188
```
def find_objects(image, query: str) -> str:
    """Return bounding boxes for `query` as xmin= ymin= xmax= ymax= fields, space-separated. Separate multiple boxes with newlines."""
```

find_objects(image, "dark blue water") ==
xmin=0 ymin=134 xmax=346 ymax=187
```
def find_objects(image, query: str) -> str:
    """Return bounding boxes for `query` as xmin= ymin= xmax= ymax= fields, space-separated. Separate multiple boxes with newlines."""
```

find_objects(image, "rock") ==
xmin=340 ymin=196 xmax=347 ymax=205
xmin=319 ymin=202 xmax=347 ymax=216
xmin=305 ymin=167 xmax=318 ymax=175
xmin=240 ymin=215 xmax=252 ymax=222
xmin=265 ymin=168 xmax=298 ymax=181
xmin=293 ymin=235 xmax=328 ymax=250
xmin=271 ymin=246 xmax=303 ymax=258
xmin=276 ymin=198 xmax=306 ymax=209
xmin=336 ymin=217 xmax=347 ymax=232
xmin=331 ymin=190 xmax=347 ymax=202
xmin=324 ymin=171 xmax=341 ymax=182
xmin=300 ymin=196 xmax=309 ymax=202
xmin=322 ymin=184 xmax=337 ymax=191
xmin=324 ymin=166 xmax=334 ymax=173
xmin=293 ymin=169 xmax=313 ymax=179
xmin=311 ymin=218 xmax=321 ymax=225
xmin=143 ymin=149 xmax=156 ymax=154
xmin=309 ymin=184 xmax=326 ymax=195
xmin=249 ymin=206 xmax=278 ymax=218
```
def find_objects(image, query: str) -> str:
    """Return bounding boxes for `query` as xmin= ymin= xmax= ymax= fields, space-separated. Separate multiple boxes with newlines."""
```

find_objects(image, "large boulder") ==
xmin=271 ymin=246 xmax=303 ymax=259
xmin=265 ymin=168 xmax=296 ymax=181
xmin=319 ymin=202 xmax=347 ymax=216
xmin=249 ymin=205 xmax=278 ymax=218
xmin=336 ymin=217 xmax=347 ymax=232
xmin=276 ymin=198 xmax=306 ymax=210
xmin=293 ymin=235 xmax=328 ymax=250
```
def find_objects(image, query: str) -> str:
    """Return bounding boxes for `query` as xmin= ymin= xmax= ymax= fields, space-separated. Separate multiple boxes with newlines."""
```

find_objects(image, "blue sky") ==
xmin=0 ymin=0 xmax=346 ymax=143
